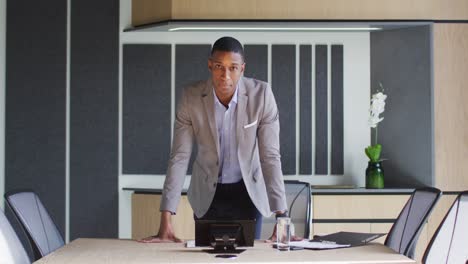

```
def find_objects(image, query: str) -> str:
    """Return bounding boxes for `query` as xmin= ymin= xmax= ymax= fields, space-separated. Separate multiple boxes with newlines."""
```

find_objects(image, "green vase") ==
xmin=366 ymin=161 xmax=384 ymax=189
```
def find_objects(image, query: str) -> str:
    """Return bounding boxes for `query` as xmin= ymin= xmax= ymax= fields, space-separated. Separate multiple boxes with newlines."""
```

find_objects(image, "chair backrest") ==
xmin=0 ymin=208 xmax=30 ymax=264
xmin=260 ymin=180 xmax=311 ymax=239
xmin=385 ymin=187 xmax=441 ymax=259
xmin=423 ymin=191 xmax=468 ymax=264
xmin=5 ymin=191 xmax=64 ymax=260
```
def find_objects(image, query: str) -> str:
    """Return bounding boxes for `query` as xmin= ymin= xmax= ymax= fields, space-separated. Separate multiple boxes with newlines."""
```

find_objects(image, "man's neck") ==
xmin=216 ymin=94 xmax=233 ymax=108
xmin=214 ymin=85 xmax=237 ymax=108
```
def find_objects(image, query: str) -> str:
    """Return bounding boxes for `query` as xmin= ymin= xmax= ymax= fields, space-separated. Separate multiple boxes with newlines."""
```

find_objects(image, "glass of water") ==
xmin=276 ymin=217 xmax=291 ymax=251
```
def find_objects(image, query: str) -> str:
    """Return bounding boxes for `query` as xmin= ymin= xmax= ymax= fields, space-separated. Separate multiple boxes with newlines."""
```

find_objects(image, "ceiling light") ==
xmin=168 ymin=27 xmax=382 ymax=32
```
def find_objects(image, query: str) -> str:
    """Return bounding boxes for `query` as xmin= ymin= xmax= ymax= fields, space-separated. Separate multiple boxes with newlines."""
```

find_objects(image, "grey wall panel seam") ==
xmin=244 ymin=44 xmax=268 ymax=82
xmin=122 ymin=44 xmax=171 ymax=174
xmin=5 ymin=0 xmax=67 ymax=257
xmin=70 ymin=0 xmax=119 ymax=239
xmin=299 ymin=45 xmax=312 ymax=174
xmin=331 ymin=45 xmax=344 ymax=175
xmin=315 ymin=45 xmax=328 ymax=175
xmin=370 ymin=26 xmax=432 ymax=187
xmin=272 ymin=45 xmax=296 ymax=174
xmin=175 ymin=44 xmax=211 ymax=174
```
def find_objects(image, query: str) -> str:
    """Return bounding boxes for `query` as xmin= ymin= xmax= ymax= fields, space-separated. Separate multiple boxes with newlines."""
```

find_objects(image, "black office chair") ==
xmin=422 ymin=191 xmax=468 ymax=264
xmin=5 ymin=190 xmax=64 ymax=261
xmin=385 ymin=187 xmax=441 ymax=259
xmin=259 ymin=180 xmax=311 ymax=239
xmin=0 ymin=208 xmax=31 ymax=264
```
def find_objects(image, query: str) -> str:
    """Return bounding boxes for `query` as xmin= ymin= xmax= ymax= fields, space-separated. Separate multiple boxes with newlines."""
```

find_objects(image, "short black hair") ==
xmin=211 ymin=36 xmax=244 ymax=60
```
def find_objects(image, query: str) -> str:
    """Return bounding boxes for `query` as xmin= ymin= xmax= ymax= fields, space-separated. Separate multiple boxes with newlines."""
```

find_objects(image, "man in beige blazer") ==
xmin=141 ymin=37 xmax=288 ymax=243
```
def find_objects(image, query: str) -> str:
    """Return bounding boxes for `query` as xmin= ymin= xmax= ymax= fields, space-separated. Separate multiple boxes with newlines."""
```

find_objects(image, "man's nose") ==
xmin=221 ymin=68 xmax=231 ymax=80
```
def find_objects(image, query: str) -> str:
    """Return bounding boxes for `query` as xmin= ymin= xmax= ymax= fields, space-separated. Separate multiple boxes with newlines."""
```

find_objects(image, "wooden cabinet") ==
xmin=311 ymin=194 xmax=409 ymax=246
xmin=312 ymin=194 xmax=439 ymax=259
xmin=132 ymin=0 xmax=468 ymax=26
xmin=312 ymin=195 xmax=408 ymax=219
xmin=433 ymin=23 xmax=468 ymax=191
xmin=131 ymin=192 xmax=458 ymax=262
xmin=131 ymin=193 xmax=411 ymax=240
xmin=132 ymin=194 xmax=195 ymax=240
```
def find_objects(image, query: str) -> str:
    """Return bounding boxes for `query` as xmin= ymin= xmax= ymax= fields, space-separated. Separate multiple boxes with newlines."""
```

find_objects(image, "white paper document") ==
xmin=290 ymin=240 xmax=351 ymax=249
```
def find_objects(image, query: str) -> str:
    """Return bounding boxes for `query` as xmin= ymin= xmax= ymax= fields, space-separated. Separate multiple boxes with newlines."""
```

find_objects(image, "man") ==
xmin=141 ymin=36 xmax=288 ymax=243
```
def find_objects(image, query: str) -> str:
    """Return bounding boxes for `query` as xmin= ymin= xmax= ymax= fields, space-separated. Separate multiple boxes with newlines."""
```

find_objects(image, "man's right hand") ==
xmin=137 ymin=211 xmax=183 ymax=243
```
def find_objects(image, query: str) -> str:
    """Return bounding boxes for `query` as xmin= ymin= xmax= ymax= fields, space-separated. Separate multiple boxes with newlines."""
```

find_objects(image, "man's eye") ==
xmin=214 ymin=64 xmax=222 ymax=69
xmin=231 ymin=66 xmax=238 ymax=71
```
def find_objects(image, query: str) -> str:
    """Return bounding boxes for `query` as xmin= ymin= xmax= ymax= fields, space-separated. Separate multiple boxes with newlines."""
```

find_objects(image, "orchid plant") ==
xmin=365 ymin=83 xmax=387 ymax=163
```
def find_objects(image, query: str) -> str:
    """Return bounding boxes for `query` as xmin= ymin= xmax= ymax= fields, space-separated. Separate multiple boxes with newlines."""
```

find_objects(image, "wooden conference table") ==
xmin=34 ymin=238 xmax=415 ymax=264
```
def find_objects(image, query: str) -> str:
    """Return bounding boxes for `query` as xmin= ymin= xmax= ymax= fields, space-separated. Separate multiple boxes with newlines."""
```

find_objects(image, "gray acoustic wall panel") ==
xmin=299 ymin=45 xmax=312 ymax=174
xmin=331 ymin=45 xmax=344 ymax=175
xmin=244 ymin=44 xmax=268 ymax=82
xmin=175 ymin=44 xmax=211 ymax=105
xmin=272 ymin=45 xmax=296 ymax=174
xmin=315 ymin=45 xmax=328 ymax=175
xmin=5 ymin=0 xmax=67 ymax=257
xmin=370 ymin=26 xmax=433 ymax=187
xmin=123 ymin=45 xmax=171 ymax=174
xmin=175 ymin=44 xmax=211 ymax=174
xmin=70 ymin=0 xmax=119 ymax=239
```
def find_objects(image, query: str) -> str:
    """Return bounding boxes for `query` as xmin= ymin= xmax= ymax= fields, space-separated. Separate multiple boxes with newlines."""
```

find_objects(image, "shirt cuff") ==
xmin=275 ymin=211 xmax=289 ymax=219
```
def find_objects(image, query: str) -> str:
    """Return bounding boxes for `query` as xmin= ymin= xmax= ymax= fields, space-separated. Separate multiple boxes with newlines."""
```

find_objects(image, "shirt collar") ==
xmin=213 ymin=83 xmax=238 ymax=107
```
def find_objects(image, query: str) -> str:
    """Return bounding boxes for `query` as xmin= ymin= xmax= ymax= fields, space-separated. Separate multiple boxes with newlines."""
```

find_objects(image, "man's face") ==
xmin=208 ymin=51 xmax=245 ymax=99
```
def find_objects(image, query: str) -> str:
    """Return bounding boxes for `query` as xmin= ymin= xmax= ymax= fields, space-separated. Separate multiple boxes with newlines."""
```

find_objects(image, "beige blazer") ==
xmin=160 ymin=77 xmax=287 ymax=218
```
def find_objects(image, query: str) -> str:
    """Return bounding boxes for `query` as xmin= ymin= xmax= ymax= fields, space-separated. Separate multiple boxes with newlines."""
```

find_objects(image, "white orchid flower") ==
xmin=368 ymin=91 xmax=387 ymax=128
xmin=370 ymin=101 xmax=385 ymax=115
xmin=372 ymin=92 xmax=387 ymax=101
xmin=366 ymin=85 xmax=387 ymax=166
xmin=368 ymin=115 xmax=384 ymax=128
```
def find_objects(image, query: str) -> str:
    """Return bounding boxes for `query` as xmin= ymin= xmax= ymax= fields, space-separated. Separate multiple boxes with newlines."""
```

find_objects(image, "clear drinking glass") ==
xmin=276 ymin=217 xmax=291 ymax=251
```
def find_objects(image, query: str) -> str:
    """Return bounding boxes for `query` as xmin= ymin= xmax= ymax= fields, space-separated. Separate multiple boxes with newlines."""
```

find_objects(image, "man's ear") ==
xmin=207 ymin=60 xmax=212 ymax=72
xmin=240 ymin=63 xmax=246 ymax=74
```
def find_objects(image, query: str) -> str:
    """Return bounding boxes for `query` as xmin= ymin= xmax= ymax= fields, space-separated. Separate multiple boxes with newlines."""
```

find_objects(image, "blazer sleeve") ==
xmin=257 ymin=84 xmax=288 ymax=213
xmin=160 ymin=88 xmax=194 ymax=213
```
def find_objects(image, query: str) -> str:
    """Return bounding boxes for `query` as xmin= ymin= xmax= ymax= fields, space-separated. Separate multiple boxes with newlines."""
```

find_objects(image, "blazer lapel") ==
xmin=236 ymin=78 xmax=248 ymax=146
xmin=202 ymin=81 xmax=220 ymax=157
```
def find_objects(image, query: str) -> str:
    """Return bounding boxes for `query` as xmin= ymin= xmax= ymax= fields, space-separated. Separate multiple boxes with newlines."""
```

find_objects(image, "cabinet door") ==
xmin=433 ymin=23 xmax=468 ymax=191
xmin=132 ymin=194 xmax=195 ymax=240
xmin=313 ymin=195 xmax=409 ymax=219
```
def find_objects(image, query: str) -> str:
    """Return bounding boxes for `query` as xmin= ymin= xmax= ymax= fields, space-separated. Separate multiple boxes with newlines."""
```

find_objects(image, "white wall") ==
xmin=0 ymin=0 xmax=6 ymax=210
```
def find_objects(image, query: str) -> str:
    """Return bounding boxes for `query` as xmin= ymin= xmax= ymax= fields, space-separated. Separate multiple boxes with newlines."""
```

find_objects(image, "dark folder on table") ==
xmin=311 ymin=231 xmax=385 ymax=247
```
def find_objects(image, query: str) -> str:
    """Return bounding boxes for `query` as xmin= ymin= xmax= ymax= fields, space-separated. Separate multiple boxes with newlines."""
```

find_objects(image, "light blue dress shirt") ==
xmin=213 ymin=86 xmax=242 ymax=184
